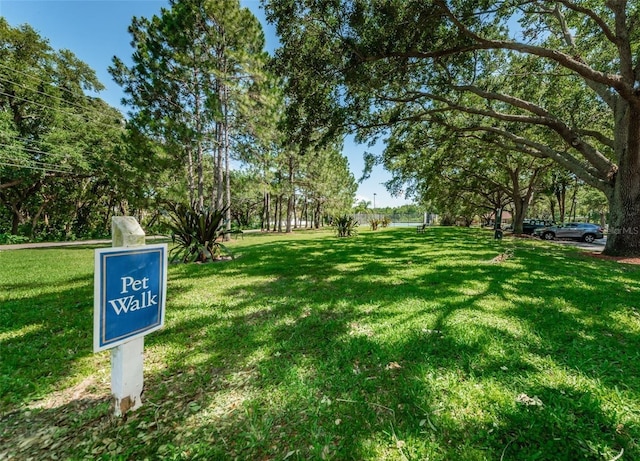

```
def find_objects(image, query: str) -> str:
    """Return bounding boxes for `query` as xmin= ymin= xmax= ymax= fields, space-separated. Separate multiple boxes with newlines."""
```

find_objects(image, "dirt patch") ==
xmin=28 ymin=376 xmax=110 ymax=411
xmin=587 ymin=252 xmax=640 ymax=265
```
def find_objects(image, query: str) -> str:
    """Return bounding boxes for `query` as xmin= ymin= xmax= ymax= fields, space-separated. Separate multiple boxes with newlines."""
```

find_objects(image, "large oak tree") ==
xmin=0 ymin=19 xmax=130 ymax=238
xmin=266 ymin=0 xmax=640 ymax=256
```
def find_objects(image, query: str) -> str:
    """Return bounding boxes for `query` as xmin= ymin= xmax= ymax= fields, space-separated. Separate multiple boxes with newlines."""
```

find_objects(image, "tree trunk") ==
xmin=197 ymin=139 xmax=204 ymax=209
xmin=30 ymin=198 xmax=50 ymax=238
xmin=193 ymin=76 xmax=205 ymax=209
xmin=286 ymin=156 xmax=294 ymax=233
xmin=11 ymin=209 xmax=21 ymax=235
xmin=104 ymin=193 xmax=115 ymax=233
xmin=314 ymin=201 xmax=321 ymax=229
xmin=186 ymin=145 xmax=195 ymax=205
xmin=512 ymin=199 xmax=526 ymax=234
xmin=287 ymin=194 xmax=294 ymax=232
xmin=604 ymin=106 xmax=640 ymax=256
xmin=222 ymin=78 xmax=232 ymax=241
xmin=262 ymin=191 xmax=270 ymax=231
xmin=273 ymin=195 xmax=280 ymax=232
xmin=2 ymin=182 xmax=41 ymax=235
xmin=278 ymin=195 xmax=284 ymax=232
xmin=556 ymin=186 xmax=566 ymax=223
xmin=215 ymin=121 xmax=224 ymax=210
xmin=509 ymin=168 xmax=526 ymax=234
xmin=510 ymin=166 xmax=541 ymax=234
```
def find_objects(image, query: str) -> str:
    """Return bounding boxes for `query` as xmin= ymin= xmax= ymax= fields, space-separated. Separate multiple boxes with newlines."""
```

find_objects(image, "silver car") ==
xmin=534 ymin=222 xmax=604 ymax=243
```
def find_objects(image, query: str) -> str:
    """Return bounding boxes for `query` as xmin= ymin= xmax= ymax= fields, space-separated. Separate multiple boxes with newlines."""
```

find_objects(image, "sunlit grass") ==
xmin=1 ymin=227 xmax=639 ymax=460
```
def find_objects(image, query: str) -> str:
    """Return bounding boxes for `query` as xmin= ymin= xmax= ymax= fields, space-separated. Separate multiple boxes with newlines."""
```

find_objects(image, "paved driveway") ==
xmin=0 ymin=237 xmax=166 ymax=251
xmin=544 ymin=236 xmax=606 ymax=253
xmin=0 ymin=239 xmax=111 ymax=251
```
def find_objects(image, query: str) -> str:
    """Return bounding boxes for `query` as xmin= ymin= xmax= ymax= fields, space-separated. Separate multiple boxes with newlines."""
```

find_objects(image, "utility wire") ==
xmin=0 ymin=61 xmax=191 ymax=119
xmin=9 ymin=135 xmax=113 ymax=162
xmin=0 ymin=74 xmax=100 ymax=118
xmin=0 ymin=61 xmax=103 ymax=105
xmin=0 ymin=63 xmax=132 ymax=127
xmin=0 ymin=88 xmax=125 ymax=132
xmin=0 ymin=161 xmax=76 ymax=174
xmin=0 ymin=155 xmax=71 ymax=170
xmin=0 ymin=142 xmax=76 ymax=169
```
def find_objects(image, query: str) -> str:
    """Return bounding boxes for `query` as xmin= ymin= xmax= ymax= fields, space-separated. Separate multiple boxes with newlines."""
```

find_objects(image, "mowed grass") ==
xmin=1 ymin=227 xmax=640 ymax=460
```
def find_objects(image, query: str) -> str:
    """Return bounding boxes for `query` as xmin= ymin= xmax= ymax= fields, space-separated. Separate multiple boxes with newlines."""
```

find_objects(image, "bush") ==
xmin=164 ymin=202 xmax=232 ymax=263
xmin=381 ymin=216 xmax=391 ymax=228
xmin=0 ymin=234 xmax=30 ymax=245
xmin=332 ymin=215 xmax=358 ymax=238
xmin=369 ymin=218 xmax=380 ymax=230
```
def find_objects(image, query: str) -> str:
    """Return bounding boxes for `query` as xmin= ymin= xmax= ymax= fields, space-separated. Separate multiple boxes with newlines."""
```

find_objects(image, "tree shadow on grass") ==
xmin=2 ymin=227 xmax=639 ymax=459
xmin=138 ymin=228 xmax=638 ymax=459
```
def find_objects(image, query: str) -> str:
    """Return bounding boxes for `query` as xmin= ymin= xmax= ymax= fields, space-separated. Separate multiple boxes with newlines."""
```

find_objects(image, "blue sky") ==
xmin=0 ymin=0 xmax=413 ymax=208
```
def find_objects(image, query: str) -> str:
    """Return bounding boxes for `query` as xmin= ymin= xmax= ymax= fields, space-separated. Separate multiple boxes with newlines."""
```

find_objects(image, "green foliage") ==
xmin=110 ymin=0 xmax=268 ymax=207
xmin=0 ymin=19 xmax=144 ymax=240
xmin=369 ymin=218 xmax=379 ymax=230
xmin=380 ymin=216 xmax=391 ymax=227
xmin=332 ymin=214 xmax=358 ymax=238
xmin=229 ymin=170 xmax=263 ymax=228
xmin=352 ymin=199 xmax=371 ymax=214
xmin=439 ymin=213 xmax=456 ymax=226
xmin=265 ymin=0 xmax=640 ymax=255
xmin=0 ymin=233 xmax=29 ymax=245
xmin=164 ymin=201 xmax=231 ymax=263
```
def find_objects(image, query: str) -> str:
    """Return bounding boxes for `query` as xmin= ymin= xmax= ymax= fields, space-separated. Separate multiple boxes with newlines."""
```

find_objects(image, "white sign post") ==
xmin=94 ymin=217 xmax=167 ymax=416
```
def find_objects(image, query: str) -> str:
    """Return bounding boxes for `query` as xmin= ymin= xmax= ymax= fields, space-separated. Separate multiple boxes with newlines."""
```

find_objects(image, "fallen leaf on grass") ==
xmin=283 ymin=450 xmax=298 ymax=459
xmin=385 ymin=361 xmax=402 ymax=370
xmin=515 ymin=393 xmax=543 ymax=407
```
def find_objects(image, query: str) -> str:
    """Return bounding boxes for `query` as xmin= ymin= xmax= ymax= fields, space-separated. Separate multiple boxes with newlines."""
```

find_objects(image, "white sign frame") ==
xmin=93 ymin=243 xmax=167 ymax=352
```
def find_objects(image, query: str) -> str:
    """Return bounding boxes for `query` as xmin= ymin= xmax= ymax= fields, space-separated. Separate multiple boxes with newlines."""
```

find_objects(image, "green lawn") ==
xmin=1 ymin=227 xmax=639 ymax=460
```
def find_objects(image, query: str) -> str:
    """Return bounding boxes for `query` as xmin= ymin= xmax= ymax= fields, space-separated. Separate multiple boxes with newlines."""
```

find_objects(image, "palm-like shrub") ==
xmin=333 ymin=214 xmax=358 ymax=237
xmin=369 ymin=218 xmax=380 ymax=231
xmin=165 ymin=201 xmax=232 ymax=263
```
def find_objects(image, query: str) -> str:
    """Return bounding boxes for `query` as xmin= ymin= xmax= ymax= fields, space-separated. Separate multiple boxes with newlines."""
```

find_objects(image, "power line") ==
xmin=0 ymin=88 xmax=125 ymax=132
xmin=9 ymin=135 xmax=112 ymax=162
xmin=0 ymin=161 xmax=76 ymax=175
xmin=0 ymin=74 xmax=99 ymax=119
xmin=0 ymin=142 xmax=75 ymax=170
xmin=0 ymin=63 xmax=129 ymax=128
xmin=0 ymin=61 xmax=102 ymax=105
xmin=0 ymin=157 xmax=73 ymax=173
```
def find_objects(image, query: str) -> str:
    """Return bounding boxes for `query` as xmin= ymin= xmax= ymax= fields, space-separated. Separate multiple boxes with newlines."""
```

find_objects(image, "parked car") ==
xmin=534 ymin=222 xmax=604 ymax=243
xmin=521 ymin=219 xmax=553 ymax=235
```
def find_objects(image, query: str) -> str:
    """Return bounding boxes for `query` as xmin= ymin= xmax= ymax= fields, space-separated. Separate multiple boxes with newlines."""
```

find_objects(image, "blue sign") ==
xmin=94 ymin=244 xmax=167 ymax=352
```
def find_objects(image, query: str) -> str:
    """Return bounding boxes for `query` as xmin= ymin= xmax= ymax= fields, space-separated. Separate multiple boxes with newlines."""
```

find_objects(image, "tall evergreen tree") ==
xmin=111 ymin=0 xmax=266 ymax=212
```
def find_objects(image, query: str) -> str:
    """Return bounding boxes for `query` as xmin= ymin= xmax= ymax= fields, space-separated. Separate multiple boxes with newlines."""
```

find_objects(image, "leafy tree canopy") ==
xmin=265 ymin=0 xmax=640 ymax=255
